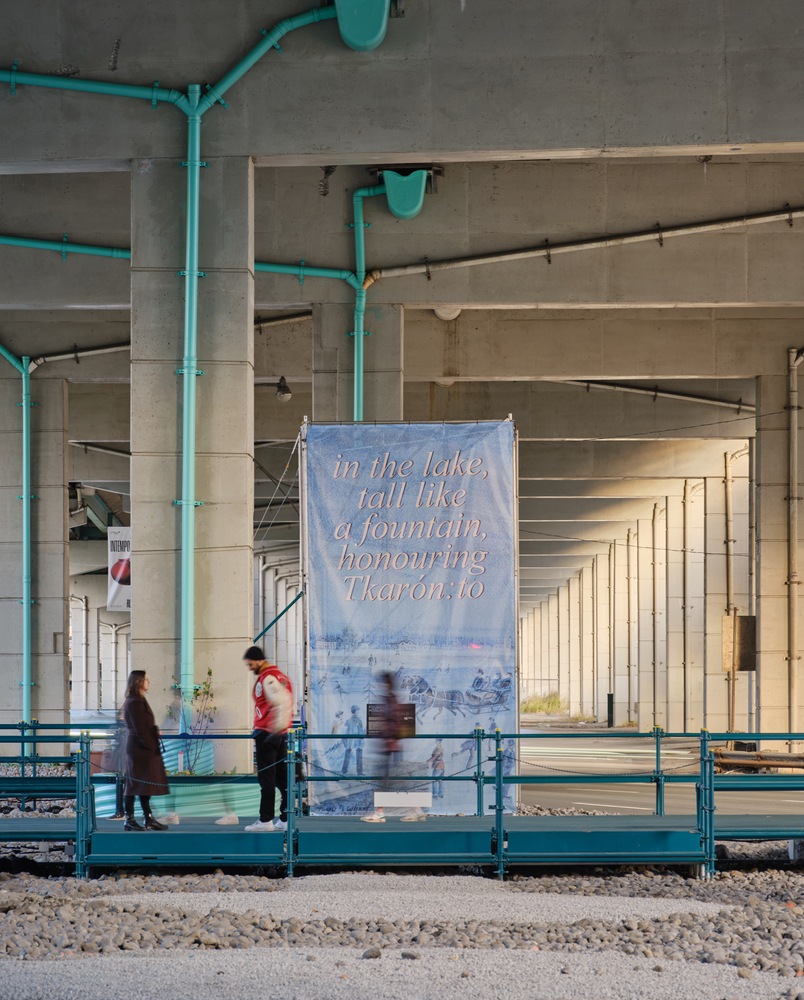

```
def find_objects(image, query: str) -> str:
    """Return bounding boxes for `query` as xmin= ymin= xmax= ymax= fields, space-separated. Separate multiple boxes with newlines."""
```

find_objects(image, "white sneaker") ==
xmin=160 ymin=813 xmax=180 ymax=826
xmin=244 ymin=819 xmax=275 ymax=832
xmin=214 ymin=813 xmax=240 ymax=826
xmin=272 ymin=818 xmax=288 ymax=832
xmin=361 ymin=811 xmax=386 ymax=823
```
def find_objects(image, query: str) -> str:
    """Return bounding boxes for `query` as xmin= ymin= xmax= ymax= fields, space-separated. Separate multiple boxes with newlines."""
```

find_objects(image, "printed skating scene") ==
xmin=307 ymin=646 xmax=516 ymax=817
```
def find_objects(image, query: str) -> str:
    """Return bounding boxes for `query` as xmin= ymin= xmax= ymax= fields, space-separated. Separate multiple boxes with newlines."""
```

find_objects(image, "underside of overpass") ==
xmin=1 ymin=1 xmax=803 ymax=759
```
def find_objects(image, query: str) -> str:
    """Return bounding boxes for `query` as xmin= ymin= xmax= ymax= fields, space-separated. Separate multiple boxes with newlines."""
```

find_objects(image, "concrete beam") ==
xmin=3 ymin=5 xmax=804 ymax=163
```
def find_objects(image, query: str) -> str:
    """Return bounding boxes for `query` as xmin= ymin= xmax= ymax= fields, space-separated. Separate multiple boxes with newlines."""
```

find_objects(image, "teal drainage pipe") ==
xmin=0 ymin=3 xmax=374 ymax=734
xmin=0 ymin=235 xmax=130 ymax=259
xmin=0 ymin=344 xmax=32 ymax=735
xmin=196 ymin=8 xmax=337 ymax=115
xmin=351 ymin=185 xmax=385 ymax=422
xmin=0 ymin=66 xmax=186 ymax=107
xmin=255 ymin=261 xmax=360 ymax=290
xmin=175 ymin=90 xmax=203 ymax=734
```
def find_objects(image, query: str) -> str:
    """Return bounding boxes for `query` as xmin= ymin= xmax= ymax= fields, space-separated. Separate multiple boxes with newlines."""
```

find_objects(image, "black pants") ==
xmin=124 ymin=794 xmax=152 ymax=818
xmin=254 ymin=730 xmax=288 ymax=823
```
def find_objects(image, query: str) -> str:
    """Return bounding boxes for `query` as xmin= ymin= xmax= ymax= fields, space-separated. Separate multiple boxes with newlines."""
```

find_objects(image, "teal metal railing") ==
xmin=7 ymin=724 xmax=804 ymax=879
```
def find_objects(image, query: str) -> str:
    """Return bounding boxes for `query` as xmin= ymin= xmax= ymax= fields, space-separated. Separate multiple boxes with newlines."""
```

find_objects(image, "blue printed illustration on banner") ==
xmin=303 ymin=421 xmax=517 ymax=816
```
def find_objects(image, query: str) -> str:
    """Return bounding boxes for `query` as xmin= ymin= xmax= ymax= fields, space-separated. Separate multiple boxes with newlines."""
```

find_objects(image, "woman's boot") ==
xmin=124 ymin=815 xmax=144 ymax=831
xmin=144 ymin=814 xmax=168 ymax=831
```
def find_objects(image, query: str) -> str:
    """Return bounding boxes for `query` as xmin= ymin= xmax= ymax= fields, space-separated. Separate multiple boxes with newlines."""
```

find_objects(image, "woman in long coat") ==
xmin=122 ymin=670 xmax=170 ymax=831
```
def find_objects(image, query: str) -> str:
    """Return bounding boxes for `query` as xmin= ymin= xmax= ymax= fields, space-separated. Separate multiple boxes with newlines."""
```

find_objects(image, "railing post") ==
xmin=698 ymin=729 xmax=715 ymax=880
xmin=286 ymin=728 xmax=297 ymax=878
xmin=653 ymin=726 xmax=665 ymax=816
xmin=493 ymin=729 xmax=505 ymax=880
xmin=75 ymin=733 xmax=91 ymax=878
xmin=474 ymin=725 xmax=484 ymax=816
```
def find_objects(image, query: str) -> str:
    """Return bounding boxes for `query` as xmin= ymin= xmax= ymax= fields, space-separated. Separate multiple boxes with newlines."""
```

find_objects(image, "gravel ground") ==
xmin=0 ymin=947 xmax=794 ymax=1000
xmin=2 ymin=869 xmax=804 ymax=998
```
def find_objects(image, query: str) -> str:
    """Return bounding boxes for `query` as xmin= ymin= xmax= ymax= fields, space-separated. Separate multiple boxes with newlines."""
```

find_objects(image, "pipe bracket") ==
xmin=177 ymin=270 xmax=206 ymax=278
xmin=180 ymin=162 xmax=209 ymax=169
xmin=175 ymin=368 xmax=205 ymax=376
xmin=655 ymin=222 xmax=664 ymax=246
xmin=17 ymin=680 xmax=36 ymax=685
xmin=203 ymin=83 xmax=229 ymax=109
xmin=16 ymin=495 xmax=39 ymax=500
xmin=298 ymin=259 xmax=305 ymax=285
xmin=544 ymin=239 xmax=551 ymax=264
xmin=259 ymin=30 xmax=282 ymax=53
xmin=151 ymin=81 xmax=160 ymax=109
xmin=173 ymin=500 xmax=204 ymax=507
xmin=16 ymin=400 xmax=37 ymax=407
xmin=347 ymin=330 xmax=371 ymax=338
xmin=9 ymin=60 xmax=18 ymax=96
xmin=62 ymin=234 xmax=69 ymax=261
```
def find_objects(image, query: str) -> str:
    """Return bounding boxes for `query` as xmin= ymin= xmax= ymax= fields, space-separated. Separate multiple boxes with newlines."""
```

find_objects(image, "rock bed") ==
xmin=1 ymin=867 xmax=804 ymax=991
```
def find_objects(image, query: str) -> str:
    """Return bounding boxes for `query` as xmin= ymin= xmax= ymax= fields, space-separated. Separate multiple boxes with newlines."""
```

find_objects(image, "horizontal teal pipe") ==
xmin=0 ymin=67 xmax=187 ymax=110
xmin=255 ymin=260 xmax=360 ymax=291
xmin=0 ymin=234 xmax=130 ymax=259
xmin=197 ymin=6 xmax=338 ymax=113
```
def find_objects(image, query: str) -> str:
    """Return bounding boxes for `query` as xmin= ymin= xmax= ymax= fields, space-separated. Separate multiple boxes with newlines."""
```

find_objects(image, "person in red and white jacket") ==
xmin=243 ymin=645 xmax=293 ymax=833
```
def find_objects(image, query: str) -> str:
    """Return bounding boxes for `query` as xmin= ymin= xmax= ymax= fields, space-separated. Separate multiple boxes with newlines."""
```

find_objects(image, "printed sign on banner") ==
xmin=107 ymin=526 xmax=131 ymax=611
xmin=303 ymin=421 xmax=517 ymax=816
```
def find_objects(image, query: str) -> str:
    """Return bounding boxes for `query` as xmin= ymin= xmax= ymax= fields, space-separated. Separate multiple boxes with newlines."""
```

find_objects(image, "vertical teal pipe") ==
xmin=21 ymin=359 xmax=32 ymax=732
xmin=179 ymin=87 xmax=202 ymax=733
xmin=351 ymin=185 xmax=385 ymax=422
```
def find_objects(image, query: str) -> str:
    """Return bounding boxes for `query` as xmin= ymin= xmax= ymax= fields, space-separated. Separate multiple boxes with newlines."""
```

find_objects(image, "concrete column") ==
xmin=685 ymin=483 xmax=707 ymax=730
xmin=593 ymin=555 xmax=611 ymax=723
xmin=755 ymin=373 xmax=792 ymax=732
xmin=547 ymin=592 xmax=559 ymax=699
xmin=0 ymin=373 xmax=68 ymax=728
xmin=653 ymin=507 xmax=668 ymax=729
xmin=539 ymin=601 xmax=550 ymax=696
xmin=666 ymin=495 xmax=685 ymax=731
xmin=580 ymin=566 xmax=595 ymax=716
xmin=568 ymin=576 xmax=581 ymax=716
xmin=312 ymin=303 xmax=403 ymax=421
xmin=626 ymin=530 xmax=638 ymax=723
xmin=130 ymin=156 xmax=254 ymax=768
xmin=611 ymin=539 xmax=629 ymax=726
xmin=704 ymin=477 xmax=730 ymax=730
xmin=520 ymin=610 xmax=535 ymax=699
xmin=558 ymin=584 xmax=570 ymax=709
xmin=636 ymin=519 xmax=655 ymax=729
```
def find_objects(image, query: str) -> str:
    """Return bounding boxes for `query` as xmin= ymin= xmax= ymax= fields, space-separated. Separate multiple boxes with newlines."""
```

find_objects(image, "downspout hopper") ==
xmin=382 ymin=170 xmax=428 ymax=220
xmin=334 ymin=0 xmax=390 ymax=51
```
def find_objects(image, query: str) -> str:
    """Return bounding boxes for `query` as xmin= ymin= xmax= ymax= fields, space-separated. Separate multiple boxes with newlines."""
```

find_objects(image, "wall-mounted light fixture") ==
xmin=276 ymin=376 xmax=292 ymax=403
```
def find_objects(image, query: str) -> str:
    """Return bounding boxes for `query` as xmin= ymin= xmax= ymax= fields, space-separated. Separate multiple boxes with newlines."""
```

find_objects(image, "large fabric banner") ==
xmin=303 ymin=421 xmax=517 ymax=815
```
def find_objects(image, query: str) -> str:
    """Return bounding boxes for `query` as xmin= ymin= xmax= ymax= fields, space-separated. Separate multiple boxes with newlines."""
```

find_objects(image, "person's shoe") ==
xmin=214 ymin=813 xmax=240 ymax=826
xmin=361 ymin=811 xmax=385 ymax=823
xmin=272 ymin=818 xmax=288 ymax=832
xmin=401 ymin=809 xmax=426 ymax=822
xmin=124 ymin=817 xmax=144 ymax=831
xmin=144 ymin=816 xmax=169 ymax=831
xmin=244 ymin=819 xmax=276 ymax=832
xmin=161 ymin=812 xmax=181 ymax=825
